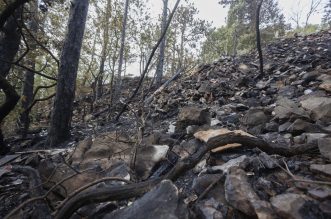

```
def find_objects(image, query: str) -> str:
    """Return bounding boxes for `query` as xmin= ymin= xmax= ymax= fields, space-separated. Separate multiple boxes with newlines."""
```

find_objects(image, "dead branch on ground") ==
xmin=54 ymin=131 xmax=319 ymax=218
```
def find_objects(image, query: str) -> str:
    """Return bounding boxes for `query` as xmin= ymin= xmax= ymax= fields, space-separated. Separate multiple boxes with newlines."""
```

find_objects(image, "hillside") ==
xmin=1 ymin=30 xmax=331 ymax=218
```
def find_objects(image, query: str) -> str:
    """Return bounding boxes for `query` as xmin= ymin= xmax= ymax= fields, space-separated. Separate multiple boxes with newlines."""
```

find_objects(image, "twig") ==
xmin=282 ymin=159 xmax=331 ymax=186
xmin=4 ymin=168 xmax=93 ymax=219
xmin=60 ymin=154 xmax=81 ymax=174
xmin=273 ymin=159 xmax=331 ymax=186
xmin=54 ymin=177 xmax=132 ymax=213
xmin=114 ymin=0 xmax=181 ymax=121
xmin=32 ymin=83 xmax=57 ymax=100
xmin=24 ymin=93 xmax=55 ymax=114
xmin=0 ymin=59 xmax=57 ymax=81
xmin=21 ymin=17 xmax=60 ymax=67
xmin=196 ymin=174 xmax=223 ymax=202
xmin=54 ymin=131 xmax=322 ymax=218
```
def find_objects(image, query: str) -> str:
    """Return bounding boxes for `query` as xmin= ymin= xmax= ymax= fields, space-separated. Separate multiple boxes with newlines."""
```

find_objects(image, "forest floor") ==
xmin=1 ymin=29 xmax=331 ymax=219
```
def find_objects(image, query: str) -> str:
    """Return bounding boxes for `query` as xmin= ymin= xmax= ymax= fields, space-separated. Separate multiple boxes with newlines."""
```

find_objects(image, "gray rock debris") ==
xmin=176 ymin=106 xmax=210 ymax=132
xmin=318 ymin=138 xmax=331 ymax=160
xmin=225 ymin=168 xmax=275 ymax=218
xmin=104 ymin=180 xmax=188 ymax=219
xmin=270 ymin=193 xmax=323 ymax=219
xmin=310 ymin=164 xmax=331 ymax=177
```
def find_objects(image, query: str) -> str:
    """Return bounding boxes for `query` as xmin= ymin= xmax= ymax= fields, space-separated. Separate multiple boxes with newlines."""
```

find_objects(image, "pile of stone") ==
xmin=1 ymin=30 xmax=331 ymax=218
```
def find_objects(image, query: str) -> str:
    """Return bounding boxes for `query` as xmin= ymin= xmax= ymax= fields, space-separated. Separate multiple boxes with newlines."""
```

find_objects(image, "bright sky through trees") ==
xmin=151 ymin=0 xmax=328 ymax=28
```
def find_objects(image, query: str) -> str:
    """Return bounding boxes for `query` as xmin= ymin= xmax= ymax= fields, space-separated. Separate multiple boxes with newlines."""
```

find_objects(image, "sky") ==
xmin=128 ymin=0 xmax=328 ymax=76
xmin=150 ymin=0 xmax=328 ymax=28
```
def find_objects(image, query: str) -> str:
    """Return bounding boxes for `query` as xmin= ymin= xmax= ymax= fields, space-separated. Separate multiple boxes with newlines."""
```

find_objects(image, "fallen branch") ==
xmin=280 ymin=159 xmax=331 ymax=186
xmin=10 ymin=165 xmax=51 ymax=219
xmin=54 ymin=131 xmax=321 ymax=218
xmin=5 ymin=167 xmax=94 ymax=219
xmin=144 ymin=68 xmax=182 ymax=105
xmin=196 ymin=174 xmax=223 ymax=202
xmin=194 ymin=129 xmax=320 ymax=157
xmin=55 ymin=178 xmax=161 ymax=219
xmin=54 ymin=177 xmax=132 ymax=212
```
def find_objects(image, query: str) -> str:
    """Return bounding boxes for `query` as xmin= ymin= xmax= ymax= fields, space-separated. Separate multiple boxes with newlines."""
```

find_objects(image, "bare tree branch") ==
xmin=115 ymin=0 xmax=181 ymax=121
xmin=305 ymin=0 xmax=322 ymax=27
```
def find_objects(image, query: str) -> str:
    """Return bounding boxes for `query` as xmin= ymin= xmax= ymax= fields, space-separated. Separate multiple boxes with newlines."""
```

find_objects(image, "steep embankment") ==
xmin=1 ymin=30 xmax=331 ymax=218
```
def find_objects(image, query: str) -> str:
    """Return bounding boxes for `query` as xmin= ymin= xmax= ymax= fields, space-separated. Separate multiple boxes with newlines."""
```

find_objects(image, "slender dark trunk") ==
xmin=114 ymin=0 xmax=129 ymax=101
xmin=115 ymin=0 xmax=181 ymax=121
xmin=0 ymin=76 xmax=20 ymax=122
xmin=109 ymin=55 xmax=117 ymax=107
xmin=19 ymin=0 xmax=38 ymax=137
xmin=96 ymin=60 xmax=105 ymax=99
xmin=96 ymin=0 xmax=111 ymax=100
xmin=19 ymin=62 xmax=35 ymax=137
xmin=46 ymin=0 xmax=89 ymax=147
xmin=0 ymin=8 xmax=22 ymax=154
xmin=179 ymin=22 xmax=186 ymax=69
xmin=171 ymin=28 xmax=177 ymax=73
xmin=155 ymin=0 xmax=168 ymax=86
xmin=232 ymin=28 xmax=238 ymax=57
xmin=256 ymin=0 xmax=264 ymax=78
xmin=0 ymin=75 xmax=20 ymax=154
xmin=0 ymin=15 xmax=22 ymax=78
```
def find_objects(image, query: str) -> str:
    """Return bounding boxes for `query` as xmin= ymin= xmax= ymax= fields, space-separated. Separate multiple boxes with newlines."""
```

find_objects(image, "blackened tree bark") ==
xmin=19 ymin=62 xmax=35 ymax=137
xmin=46 ymin=0 xmax=89 ymax=147
xmin=114 ymin=0 xmax=129 ymax=101
xmin=0 ymin=15 xmax=22 ymax=78
xmin=96 ymin=0 xmax=111 ymax=100
xmin=0 ymin=75 xmax=20 ymax=154
xmin=155 ymin=0 xmax=168 ymax=86
xmin=256 ymin=0 xmax=264 ymax=78
xmin=0 ymin=8 xmax=23 ymax=154
xmin=18 ymin=0 xmax=38 ymax=137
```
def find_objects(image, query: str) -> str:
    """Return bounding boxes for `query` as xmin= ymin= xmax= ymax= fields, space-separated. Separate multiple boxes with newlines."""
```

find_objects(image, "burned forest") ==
xmin=0 ymin=0 xmax=331 ymax=218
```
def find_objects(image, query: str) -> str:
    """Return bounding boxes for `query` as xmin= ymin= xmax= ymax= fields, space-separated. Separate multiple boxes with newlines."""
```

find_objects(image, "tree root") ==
xmin=9 ymin=166 xmax=52 ymax=219
xmin=55 ymin=132 xmax=319 ymax=218
xmin=6 ymin=131 xmax=319 ymax=219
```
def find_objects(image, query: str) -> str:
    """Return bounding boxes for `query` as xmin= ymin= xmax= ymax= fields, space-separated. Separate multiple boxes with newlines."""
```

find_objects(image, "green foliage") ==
xmin=286 ymin=24 xmax=321 ymax=36
xmin=164 ymin=2 xmax=212 ymax=73
xmin=201 ymin=26 xmax=233 ymax=61
xmin=201 ymin=0 xmax=287 ymax=62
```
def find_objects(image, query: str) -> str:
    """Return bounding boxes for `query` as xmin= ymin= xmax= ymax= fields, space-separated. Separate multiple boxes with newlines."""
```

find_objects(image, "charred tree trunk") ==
xmin=18 ymin=0 xmax=38 ymax=137
xmin=0 ymin=75 xmax=20 ymax=154
xmin=256 ymin=0 xmax=264 ymax=78
xmin=0 ymin=15 xmax=22 ymax=78
xmin=0 ymin=8 xmax=23 ymax=154
xmin=114 ymin=0 xmax=129 ymax=102
xmin=96 ymin=0 xmax=111 ymax=100
xmin=19 ymin=63 xmax=35 ymax=137
xmin=96 ymin=61 xmax=104 ymax=99
xmin=155 ymin=0 xmax=168 ymax=86
xmin=46 ymin=0 xmax=89 ymax=147
xmin=179 ymin=22 xmax=186 ymax=69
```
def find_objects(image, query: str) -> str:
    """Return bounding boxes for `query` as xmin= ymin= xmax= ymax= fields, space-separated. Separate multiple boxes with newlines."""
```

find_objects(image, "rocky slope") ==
xmin=1 ymin=30 xmax=331 ymax=219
